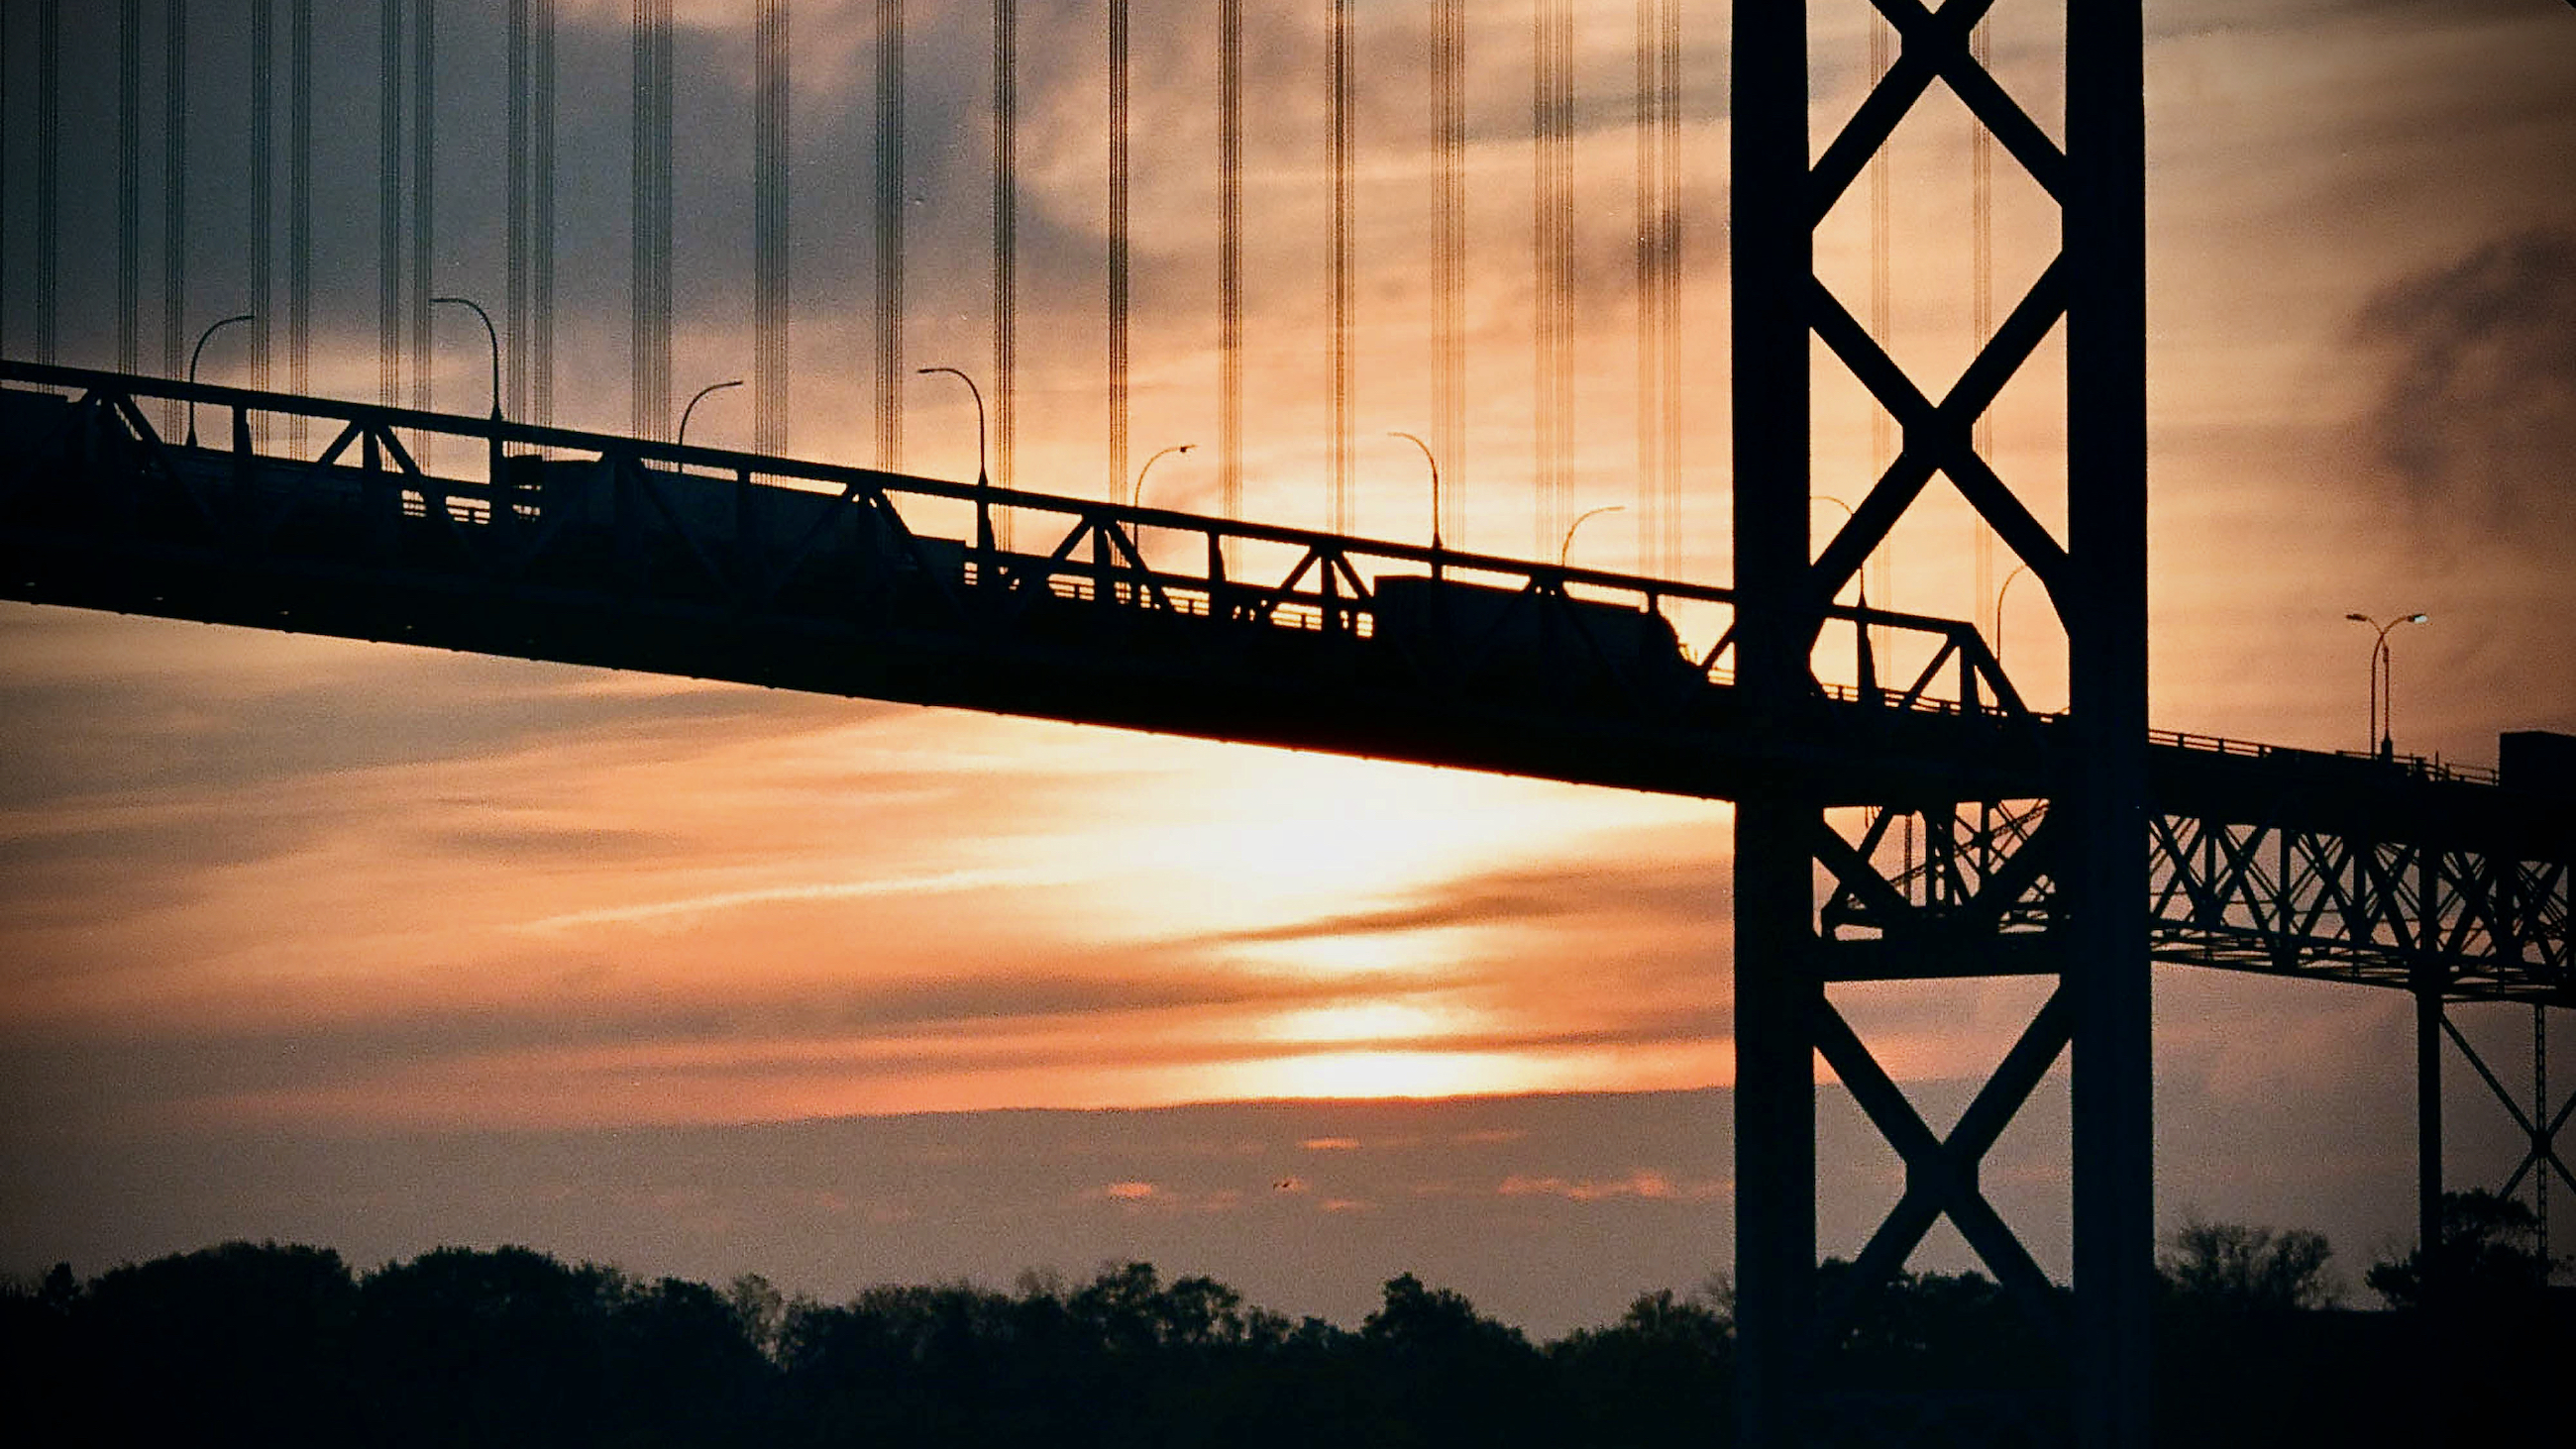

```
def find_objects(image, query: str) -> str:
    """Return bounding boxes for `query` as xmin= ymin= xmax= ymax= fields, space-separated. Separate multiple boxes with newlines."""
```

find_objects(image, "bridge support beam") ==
xmin=1730 ymin=2 xmax=2150 ymax=1442
xmin=2064 ymin=1 xmax=2153 ymax=1442
xmin=2417 ymin=979 xmax=2445 ymax=1296
xmin=1729 ymin=1 xmax=1817 ymax=1440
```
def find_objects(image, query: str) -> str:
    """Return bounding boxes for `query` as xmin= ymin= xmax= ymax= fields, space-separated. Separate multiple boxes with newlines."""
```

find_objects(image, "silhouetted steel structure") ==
xmin=632 ymin=0 xmax=672 ymax=442
xmin=0 ymin=360 xmax=2570 ymax=1438
xmin=1217 ymin=0 xmax=1242 ymax=534
xmin=754 ymin=0 xmax=788 ymax=456
xmin=3 ymin=360 xmax=2562 ymax=980
xmin=1732 ymin=3 xmax=2155 ymax=1442
xmin=3 ymin=3 xmax=2572 ymax=1443
xmin=872 ymin=0 xmax=903 ymax=471
xmin=288 ymin=0 xmax=313 ymax=451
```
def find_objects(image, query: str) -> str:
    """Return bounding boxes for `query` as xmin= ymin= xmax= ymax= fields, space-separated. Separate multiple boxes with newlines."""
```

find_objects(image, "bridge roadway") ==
xmin=2 ymin=361 xmax=2566 ymax=1011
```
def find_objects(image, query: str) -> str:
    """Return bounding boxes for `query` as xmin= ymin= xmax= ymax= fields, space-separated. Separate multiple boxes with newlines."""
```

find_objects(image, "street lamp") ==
xmin=1388 ymin=431 xmax=1443 ymax=573
xmin=431 ymin=295 xmax=501 ymax=421
xmin=1130 ymin=444 xmax=1195 ymax=510
xmin=184 ymin=312 xmax=255 ymax=446
xmin=1995 ymin=563 xmax=2033 ymax=666
xmin=1559 ymin=504 xmax=1625 ymax=568
xmin=679 ymin=378 xmax=745 ymax=451
xmin=1810 ymin=495 xmax=1883 ymax=698
xmin=1810 ymin=495 xmax=1864 ymax=600
xmin=2345 ymin=611 xmax=2427 ymax=760
xmin=915 ymin=365 xmax=992 ymax=551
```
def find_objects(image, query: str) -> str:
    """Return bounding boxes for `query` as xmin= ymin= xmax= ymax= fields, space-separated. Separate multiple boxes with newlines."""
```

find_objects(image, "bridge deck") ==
xmin=3 ymin=362 xmax=2566 ymax=1005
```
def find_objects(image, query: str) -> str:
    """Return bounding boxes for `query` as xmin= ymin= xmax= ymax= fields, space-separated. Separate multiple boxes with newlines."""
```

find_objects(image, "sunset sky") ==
xmin=2 ymin=0 xmax=2573 ymax=1335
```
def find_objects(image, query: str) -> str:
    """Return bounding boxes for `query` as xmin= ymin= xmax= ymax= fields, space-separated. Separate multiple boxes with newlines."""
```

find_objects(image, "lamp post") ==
xmin=1810 ymin=497 xmax=1887 ymax=702
xmin=2345 ymin=611 xmax=2427 ymax=760
xmin=1811 ymin=494 xmax=1864 ymax=600
xmin=1995 ymin=563 xmax=2033 ymax=667
xmin=1123 ymin=445 xmax=1195 ymax=603
xmin=1130 ymin=443 xmax=1195 ymax=510
xmin=184 ymin=312 xmax=255 ymax=446
xmin=915 ymin=366 xmax=992 ymax=551
xmin=1560 ymin=504 xmax=1625 ymax=568
xmin=431 ymin=296 xmax=501 ymax=421
xmin=1388 ymin=431 xmax=1443 ymax=574
xmin=432 ymin=296 xmax=502 ymax=488
xmin=679 ymin=378 xmax=745 ymax=451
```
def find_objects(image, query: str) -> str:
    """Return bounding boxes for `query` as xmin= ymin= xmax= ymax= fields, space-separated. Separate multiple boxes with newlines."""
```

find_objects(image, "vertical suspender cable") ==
xmin=1108 ymin=0 xmax=1127 ymax=499
xmin=1556 ymin=2 xmax=1574 ymax=554
xmin=1972 ymin=19 xmax=1997 ymax=639
xmin=873 ymin=0 xmax=902 ymax=469
xmin=531 ymin=0 xmax=554 ymax=430
xmin=1634 ymin=0 xmax=1680 ymax=577
xmin=164 ymin=0 xmax=188 ymax=434
xmin=1867 ymin=19 xmax=1891 ymax=640
xmin=655 ymin=0 xmax=672 ymax=437
xmin=379 ymin=0 xmax=400 ymax=413
xmin=1327 ymin=0 xmax=1351 ymax=533
xmin=1659 ymin=0 xmax=1680 ymax=577
xmin=1532 ymin=0 xmax=1571 ymax=558
xmin=1218 ymin=0 xmax=1241 ymax=536
xmin=632 ymin=0 xmax=672 ymax=440
xmin=1531 ymin=0 xmax=1550 ymax=558
xmin=251 ymin=0 xmax=273 ymax=442
xmin=412 ymin=0 xmax=434 ymax=463
xmin=34 ymin=0 xmax=59 ymax=363
xmin=631 ymin=0 xmax=645 ymax=436
xmin=288 ymin=0 xmax=311 ymax=451
xmin=1435 ymin=0 xmax=1463 ymax=551
xmin=4 ymin=10 xmax=11 ymax=350
xmin=1633 ymin=0 xmax=1655 ymax=573
xmin=120 ymin=1 xmax=142 ymax=373
xmin=755 ymin=0 xmax=790 ymax=455
xmin=508 ymin=0 xmax=529 ymax=422
xmin=991 ymin=0 xmax=1015 ymax=541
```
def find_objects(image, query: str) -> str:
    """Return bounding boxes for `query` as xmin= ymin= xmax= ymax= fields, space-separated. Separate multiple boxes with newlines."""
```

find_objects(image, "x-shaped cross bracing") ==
xmin=1799 ymin=0 xmax=2075 ymax=629
xmin=2441 ymin=1014 xmax=2576 ymax=1202
xmin=1813 ymin=985 xmax=2076 ymax=1353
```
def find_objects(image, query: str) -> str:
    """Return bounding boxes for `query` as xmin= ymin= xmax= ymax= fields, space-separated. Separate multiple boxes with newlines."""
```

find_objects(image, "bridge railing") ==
xmin=3 ymin=358 xmax=2046 ymax=731
xmin=2144 ymin=725 xmax=2500 ymax=785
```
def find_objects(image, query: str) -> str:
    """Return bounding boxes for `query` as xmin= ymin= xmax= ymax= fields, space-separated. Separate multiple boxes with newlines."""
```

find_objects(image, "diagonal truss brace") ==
xmin=2441 ymin=1014 xmax=2576 ymax=1200
xmin=1813 ymin=984 xmax=2076 ymax=1350
xmin=1809 ymin=0 xmax=2065 ymax=219
xmin=1806 ymin=266 xmax=2070 ymax=617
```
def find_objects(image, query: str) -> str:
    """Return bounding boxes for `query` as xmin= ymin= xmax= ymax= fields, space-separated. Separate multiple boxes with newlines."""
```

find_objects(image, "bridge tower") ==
xmin=1731 ymin=3 xmax=2148 ymax=1444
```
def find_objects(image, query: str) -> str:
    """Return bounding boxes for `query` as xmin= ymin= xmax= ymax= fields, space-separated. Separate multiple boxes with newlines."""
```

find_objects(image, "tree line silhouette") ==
xmin=1 ymin=1191 xmax=2563 ymax=1447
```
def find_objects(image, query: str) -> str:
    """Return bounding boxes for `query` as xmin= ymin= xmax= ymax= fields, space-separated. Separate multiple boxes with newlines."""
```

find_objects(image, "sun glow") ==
xmin=1217 ymin=1050 xmax=1579 ymax=1102
xmin=1256 ymin=999 xmax=1480 ymax=1046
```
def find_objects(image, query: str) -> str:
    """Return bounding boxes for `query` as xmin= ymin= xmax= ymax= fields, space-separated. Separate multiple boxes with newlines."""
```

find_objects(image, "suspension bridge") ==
xmin=2 ymin=3 xmax=2571 ymax=1447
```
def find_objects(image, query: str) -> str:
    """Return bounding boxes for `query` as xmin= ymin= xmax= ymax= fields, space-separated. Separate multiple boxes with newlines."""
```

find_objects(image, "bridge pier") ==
xmin=2416 ymin=977 xmax=2445 ymax=1297
xmin=1730 ymin=1 xmax=2150 ymax=1441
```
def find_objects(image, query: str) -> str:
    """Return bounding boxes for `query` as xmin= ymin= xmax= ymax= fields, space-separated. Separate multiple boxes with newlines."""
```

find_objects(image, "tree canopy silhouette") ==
xmin=6 ymin=1226 xmax=2566 ymax=1447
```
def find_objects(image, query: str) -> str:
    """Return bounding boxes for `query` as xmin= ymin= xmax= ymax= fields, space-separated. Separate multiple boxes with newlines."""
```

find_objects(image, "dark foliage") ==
xmin=2158 ymin=1216 xmax=2337 ymax=1312
xmin=6 ymin=1225 xmax=2568 ymax=1447
xmin=1550 ymin=1287 xmax=1735 ymax=1448
xmin=2364 ymin=1189 xmax=2558 ymax=1312
xmin=1815 ymin=1259 xmax=2065 ymax=1395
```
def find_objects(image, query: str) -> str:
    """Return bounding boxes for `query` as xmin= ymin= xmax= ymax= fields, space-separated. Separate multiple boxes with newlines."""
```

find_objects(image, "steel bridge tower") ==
xmin=1732 ymin=2 xmax=2148 ymax=1444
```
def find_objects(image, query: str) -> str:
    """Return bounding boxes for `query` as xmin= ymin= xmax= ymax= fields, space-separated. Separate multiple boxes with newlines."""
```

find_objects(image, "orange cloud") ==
xmin=1495 ymin=1170 xmax=1724 ymax=1203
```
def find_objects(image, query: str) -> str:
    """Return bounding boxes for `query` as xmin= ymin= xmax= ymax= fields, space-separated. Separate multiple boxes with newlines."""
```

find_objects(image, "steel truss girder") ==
xmin=1817 ymin=798 xmax=2572 ymax=1006
xmin=2145 ymin=813 xmax=2572 ymax=1004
